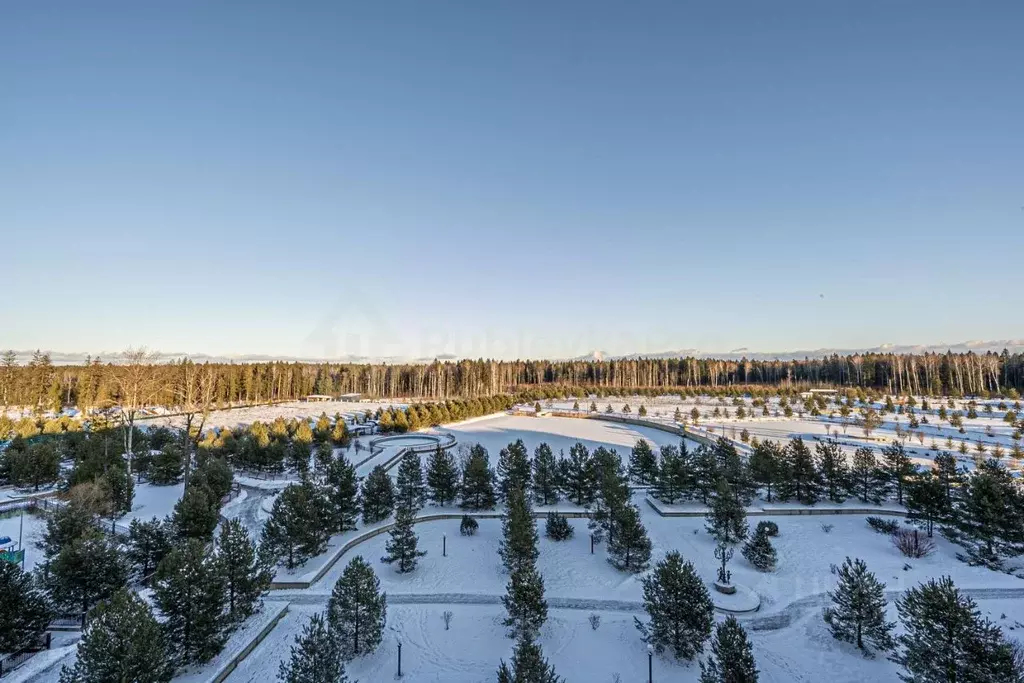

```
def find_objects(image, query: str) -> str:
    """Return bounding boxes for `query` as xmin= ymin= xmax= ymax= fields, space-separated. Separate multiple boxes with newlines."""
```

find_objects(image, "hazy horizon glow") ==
xmin=2 ymin=2 xmax=1022 ymax=360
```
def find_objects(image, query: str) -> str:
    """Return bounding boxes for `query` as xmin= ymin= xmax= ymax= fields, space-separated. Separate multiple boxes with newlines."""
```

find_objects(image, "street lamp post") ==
xmin=647 ymin=644 xmax=653 ymax=683
xmin=397 ymin=640 xmax=402 ymax=678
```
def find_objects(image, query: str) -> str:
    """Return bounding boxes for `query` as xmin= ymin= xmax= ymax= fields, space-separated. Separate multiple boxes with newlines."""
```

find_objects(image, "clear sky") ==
xmin=2 ymin=2 xmax=1022 ymax=361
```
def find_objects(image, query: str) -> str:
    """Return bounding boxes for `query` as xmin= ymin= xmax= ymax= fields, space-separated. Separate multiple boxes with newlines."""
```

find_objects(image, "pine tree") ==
xmin=630 ymin=439 xmax=658 ymax=485
xmin=894 ymin=576 xmax=1017 ymax=682
xmin=126 ymin=516 xmax=172 ymax=582
xmin=426 ymin=446 xmax=460 ymax=507
xmin=460 ymin=444 xmax=496 ymax=510
xmin=395 ymin=451 xmax=427 ymax=512
xmin=692 ymin=444 xmax=720 ymax=505
xmin=560 ymin=442 xmax=594 ymax=506
xmin=217 ymin=519 xmax=272 ymax=624
xmin=607 ymin=503 xmax=652 ymax=573
xmin=325 ymin=454 xmax=360 ymax=533
xmin=699 ymin=616 xmax=759 ymax=683
xmin=278 ymin=611 xmax=348 ymax=683
xmin=497 ymin=439 xmax=532 ymax=502
xmin=748 ymin=440 xmax=782 ymax=502
xmin=262 ymin=481 xmax=332 ymax=569
xmin=502 ymin=563 xmax=548 ymax=641
xmin=705 ymin=479 xmax=748 ymax=544
xmin=327 ymin=556 xmax=386 ymax=659
xmin=905 ymin=469 xmax=948 ymax=537
xmin=171 ymin=483 xmax=219 ymax=541
xmin=933 ymin=451 xmax=962 ymax=510
xmin=58 ymin=589 xmax=174 ymax=683
xmin=944 ymin=459 xmax=1024 ymax=567
xmin=713 ymin=438 xmax=754 ymax=503
xmin=822 ymin=557 xmax=894 ymax=655
xmin=588 ymin=446 xmax=629 ymax=543
xmin=496 ymin=635 xmax=563 ymax=683
xmin=381 ymin=503 xmax=426 ymax=573
xmin=881 ymin=440 xmax=916 ymax=504
xmin=544 ymin=511 xmax=573 ymax=541
xmin=499 ymin=487 xmax=539 ymax=575
xmin=360 ymin=465 xmax=395 ymax=524
xmin=777 ymin=437 xmax=821 ymax=504
xmin=741 ymin=528 xmax=777 ymax=572
xmin=44 ymin=535 xmax=129 ymax=619
xmin=530 ymin=443 xmax=560 ymax=506
xmin=816 ymin=439 xmax=849 ymax=503
xmin=635 ymin=551 xmax=714 ymax=661
xmin=154 ymin=538 xmax=228 ymax=665
xmin=0 ymin=561 xmax=52 ymax=654
xmin=849 ymin=446 xmax=886 ymax=504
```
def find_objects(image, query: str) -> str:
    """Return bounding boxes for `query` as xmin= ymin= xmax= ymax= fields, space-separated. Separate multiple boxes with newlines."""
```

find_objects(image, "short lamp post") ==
xmin=397 ymin=640 xmax=402 ymax=678
xmin=443 ymin=534 xmax=447 ymax=557
xmin=647 ymin=644 xmax=653 ymax=683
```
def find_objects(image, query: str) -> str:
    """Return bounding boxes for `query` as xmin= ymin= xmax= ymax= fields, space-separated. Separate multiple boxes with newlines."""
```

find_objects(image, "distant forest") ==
xmin=2 ymin=349 xmax=1023 ymax=413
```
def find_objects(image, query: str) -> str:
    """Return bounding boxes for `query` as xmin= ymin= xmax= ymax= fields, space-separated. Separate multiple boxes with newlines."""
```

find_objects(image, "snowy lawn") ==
xmin=122 ymin=481 xmax=185 ymax=524
xmin=300 ymin=509 xmax=1023 ymax=612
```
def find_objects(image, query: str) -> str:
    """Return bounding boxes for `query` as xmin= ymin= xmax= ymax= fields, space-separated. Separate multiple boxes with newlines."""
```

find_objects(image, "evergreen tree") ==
xmin=905 ymin=469 xmax=948 ymax=538
xmin=497 ymin=439 xmax=531 ymax=502
xmin=849 ymin=446 xmax=886 ymax=504
xmin=496 ymin=635 xmax=563 ymax=683
xmin=499 ymin=487 xmax=539 ymax=575
xmin=325 ymin=453 xmax=360 ymax=533
xmin=40 ymin=499 xmax=96 ymax=561
xmin=149 ymin=443 xmax=184 ymax=485
xmin=360 ymin=465 xmax=395 ymax=524
xmin=0 ymin=561 xmax=52 ymax=654
xmin=822 ymin=557 xmax=894 ymax=655
xmin=934 ymin=451 xmax=962 ymax=510
xmin=217 ymin=519 xmax=272 ymax=624
xmin=714 ymin=438 xmax=754 ymax=503
xmin=381 ymin=503 xmax=426 ymax=573
xmin=560 ymin=442 xmax=594 ymax=506
xmin=154 ymin=539 xmax=228 ymax=665
xmin=395 ymin=451 xmax=427 ymax=512
xmin=544 ymin=511 xmax=573 ymax=541
xmin=126 ymin=517 xmax=173 ymax=582
xmin=699 ymin=616 xmax=759 ymax=683
xmin=426 ymin=446 xmax=460 ymax=507
xmin=58 ymin=589 xmax=174 ymax=683
xmin=705 ymin=479 xmax=748 ymax=544
xmin=748 ymin=440 xmax=782 ymax=502
xmin=262 ymin=481 xmax=332 ymax=569
xmin=502 ymin=563 xmax=548 ymax=641
xmin=944 ymin=459 xmax=1024 ymax=567
xmin=44 ymin=535 xmax=129 ymax=618
xmin=460 ymin=444 xmax=497 ymax=510
xmin=777 ymin=437 xmax=821 ymax=505
xmin=327 ymin=556 xmax=386 ymax=660
xmin=894 ymin=576 xmax=1018 ymax=682
xmin=171 ymin=483 xmax=219 ymax=541
xmin=881 ymin=440 xmax=916 ymax=505
xmin=630 ymin=439 xmax=658 ymax=485
xmin=278 ymin=611 xmax=348 ymax=683
xmin=607 ymin=503 xmax=652 ymax=573
xmin=587 ymin=446 xmax=629 ymax=544
xmin=692 ymin=444 xmax=720 ymax=505
xmin=635 ymin=551 xmax=714 ymax=661
xmin=530 ymin=443 xmax=560 ymax=506
xmin=741 ymin=528 xmax=777 ymax=572
xmin=816 ymin=439 xmax=849 ymax=503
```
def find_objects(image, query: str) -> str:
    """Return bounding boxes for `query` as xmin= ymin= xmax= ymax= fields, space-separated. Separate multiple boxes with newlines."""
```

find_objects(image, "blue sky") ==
xmin=2 ymin=2 xmax=1022 ymax=361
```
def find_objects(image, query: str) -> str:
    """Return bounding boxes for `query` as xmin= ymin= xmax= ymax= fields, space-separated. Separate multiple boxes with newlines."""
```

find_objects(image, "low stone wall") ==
xmin=644 ymin=496 xmax=909 ymax=518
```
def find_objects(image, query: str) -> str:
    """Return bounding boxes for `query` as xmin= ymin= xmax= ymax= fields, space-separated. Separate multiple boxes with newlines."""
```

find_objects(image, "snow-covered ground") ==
xmin=144 ymin=400 xmax=403 ymax=432
xmin=0 ymin=509 xmax=46 ymax=571
xmin=122 ymin=481 xmax=186 ymax=524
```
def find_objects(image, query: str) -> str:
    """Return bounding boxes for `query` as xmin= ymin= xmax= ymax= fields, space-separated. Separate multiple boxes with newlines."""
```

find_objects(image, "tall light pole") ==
xmin=647 ymin=644 xmax=653 ymax=683
xmin=397 ymin=640 xmax=402 ymax=678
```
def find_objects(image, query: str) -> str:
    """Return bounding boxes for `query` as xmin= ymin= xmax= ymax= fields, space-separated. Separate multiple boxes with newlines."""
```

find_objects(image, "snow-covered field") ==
xmin=123 ymin=481 xmax=186 ymax=524
xmin=144 ymin=400 xmax=403 ymax=431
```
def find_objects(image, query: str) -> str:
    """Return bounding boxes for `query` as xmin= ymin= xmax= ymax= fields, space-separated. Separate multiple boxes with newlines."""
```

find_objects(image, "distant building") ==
xmin=305 ymin=394 xmax=334 ymax=402
xmin=799 ymin=389 xmax=838 ymax=399
xmin=339 ymin=393 xmax=362 ymax=402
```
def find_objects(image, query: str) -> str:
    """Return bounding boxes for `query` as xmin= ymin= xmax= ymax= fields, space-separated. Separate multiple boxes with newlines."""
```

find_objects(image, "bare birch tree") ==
xmin=173 ymin=358 xmax=217 ymax=489
xmin=112 ymin=347 xmax=161 ymax=484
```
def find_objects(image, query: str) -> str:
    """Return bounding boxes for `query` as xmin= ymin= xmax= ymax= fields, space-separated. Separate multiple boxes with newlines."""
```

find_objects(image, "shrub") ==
xmin=821 ymin=524 xmax=834 ymax=534
xmin=742 ymin=530 xmax=777 ymax=572
xmin=545 ymin=512 xmax=574 ymax=541
xmin=755 ymin=520 xmax=779 ymax=537
xmin=891 ymin=528 xmax=935 ymax=558
xmin=866 ymin=517 xmax=900 ymax=535
xmin=459 ymin=515 xmax=478 ymax=536
xmin=589 ymin=613 xmax=601 ymax=630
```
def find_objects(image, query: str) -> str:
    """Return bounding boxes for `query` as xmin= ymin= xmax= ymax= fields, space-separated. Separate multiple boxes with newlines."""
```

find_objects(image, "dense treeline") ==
xmin=3 ymin=349 xmax=1024 ymax=413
